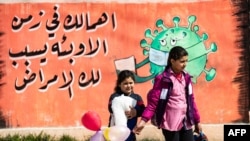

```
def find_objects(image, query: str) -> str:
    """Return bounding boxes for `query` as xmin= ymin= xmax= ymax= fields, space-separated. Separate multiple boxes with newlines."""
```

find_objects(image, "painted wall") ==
xmin=0 ymin=0 xmax=248 ymax=128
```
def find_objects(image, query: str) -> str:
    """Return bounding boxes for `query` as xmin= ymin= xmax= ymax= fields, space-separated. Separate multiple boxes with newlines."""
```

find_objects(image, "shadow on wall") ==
xmin=232 ymin=0 xmax=250 ymax=123
xmin=0 ymin=29 xmax=7 ymax=127
xmin=0 ymin=111 xmax=7 ymax=128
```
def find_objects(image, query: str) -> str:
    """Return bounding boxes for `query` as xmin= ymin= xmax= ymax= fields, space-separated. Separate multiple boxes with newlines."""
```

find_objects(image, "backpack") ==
xmin=193 ymin=131 xmax=208 ymax=141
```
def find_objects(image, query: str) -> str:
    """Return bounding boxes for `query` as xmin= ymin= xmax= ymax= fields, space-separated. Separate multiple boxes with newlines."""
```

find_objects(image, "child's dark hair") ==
xmin=114 ymin=70 xmax=135 ymax=92
xmin=166 ymin=46 xmax=188 ymax=68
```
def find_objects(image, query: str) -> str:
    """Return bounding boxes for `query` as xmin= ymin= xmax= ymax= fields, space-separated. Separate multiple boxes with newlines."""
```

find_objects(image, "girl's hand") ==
xmin=133 ymin=120 xmax=146 ymax=135
xmin=194 ymin=123 xmax=202 ymax=133
xmin=125 ymin=106 xmax=137 ymax=119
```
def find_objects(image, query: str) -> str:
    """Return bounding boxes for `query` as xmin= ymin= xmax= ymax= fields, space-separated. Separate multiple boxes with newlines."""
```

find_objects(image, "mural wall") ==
xmin=0 ymin=0 xmax=249 ymax=128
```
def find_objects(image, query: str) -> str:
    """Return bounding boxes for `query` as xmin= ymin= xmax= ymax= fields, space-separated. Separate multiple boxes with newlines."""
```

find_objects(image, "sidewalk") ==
xmin=137 ymin=124 xmax=223 ymax=141
xmin=0 ymin=124 xmax=224 ymax=141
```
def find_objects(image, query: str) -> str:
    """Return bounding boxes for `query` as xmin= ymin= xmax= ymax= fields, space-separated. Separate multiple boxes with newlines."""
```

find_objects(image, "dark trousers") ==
xmin=126 ymin=132 xmax=136 ymax=141
xmin=162 ymin=127 xmax=194 ymax=141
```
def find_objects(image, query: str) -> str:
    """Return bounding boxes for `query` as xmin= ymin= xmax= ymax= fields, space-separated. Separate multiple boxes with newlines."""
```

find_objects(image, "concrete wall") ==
xmin=0 ymin=0 xmax=249 ymax=140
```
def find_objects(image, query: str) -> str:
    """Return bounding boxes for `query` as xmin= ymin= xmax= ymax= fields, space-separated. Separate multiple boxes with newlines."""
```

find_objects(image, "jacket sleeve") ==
xmin=135 ymin=95 xmax=146 ymax=117
xmin=185 ymin=73 xmax=200 ymax=124
xmin=188 ymin=80 xmax=200 ymax=124
xmin=108 ymin=94 xmax=115 ymax=113
xmin=191 ymin=93 xmax=200 ymax=124
xmin=141 ymin=75 xmax=163 ymax=122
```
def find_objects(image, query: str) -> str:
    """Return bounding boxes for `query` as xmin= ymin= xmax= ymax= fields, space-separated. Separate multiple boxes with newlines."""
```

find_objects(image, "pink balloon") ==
xmin=90 ymin=131 xmax=105 ymax=141
xmin=81 ymin=111 xmax=101 ymax=131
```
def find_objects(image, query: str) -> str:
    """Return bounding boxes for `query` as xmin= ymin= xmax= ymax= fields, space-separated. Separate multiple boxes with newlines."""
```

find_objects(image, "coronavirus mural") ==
xmin=116 ymin=15 xmax=217 ymax=83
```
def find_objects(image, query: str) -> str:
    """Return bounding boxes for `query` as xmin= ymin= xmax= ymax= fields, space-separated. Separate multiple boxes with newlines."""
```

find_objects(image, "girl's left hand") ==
xmin=125 ymin=107 xmax=137 ymax=119
xmin=133 ymin=120 xmax=146 ymax=135
xmin=194 ymin=123 xmax=202 ymax=133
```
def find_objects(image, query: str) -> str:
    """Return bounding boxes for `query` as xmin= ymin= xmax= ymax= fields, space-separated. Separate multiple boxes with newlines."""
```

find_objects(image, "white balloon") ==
xmin=108 ymin=125 xmax=131 ymax=141
xmin=110 ymin=94 xmax=137 ymax=126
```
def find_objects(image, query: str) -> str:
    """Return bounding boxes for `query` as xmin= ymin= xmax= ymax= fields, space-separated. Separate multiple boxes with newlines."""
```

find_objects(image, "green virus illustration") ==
xmin=115 ymin=15 xmax=217 ymax=83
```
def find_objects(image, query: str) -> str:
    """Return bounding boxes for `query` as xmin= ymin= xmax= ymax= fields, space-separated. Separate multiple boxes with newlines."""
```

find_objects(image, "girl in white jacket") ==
xmin=108 ymin=70 xmax=145 ymax=141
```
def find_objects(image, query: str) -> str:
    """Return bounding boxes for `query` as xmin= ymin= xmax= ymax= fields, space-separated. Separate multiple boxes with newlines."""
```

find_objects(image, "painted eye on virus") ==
xmin=140 ymin=15 xmax=217 ymax=83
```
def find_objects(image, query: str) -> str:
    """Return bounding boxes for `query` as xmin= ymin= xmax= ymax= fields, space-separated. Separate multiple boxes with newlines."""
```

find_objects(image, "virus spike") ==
xmin=153 ymin=30 xmax=159 ymax=34
xmin=173 ymin=17 xmax=180 ymax=28
xmin=193 ymin=25 xmax=199 ymax=33
xmin=156 ymin=19 xmax=167 ymax=30
xmin=145 ymin=29 xmax=155 ymax=40
xmin=209 ymin=43 xmax=218 ymax=52
xmin=143 ymin=49 xmax=150 ymax=56
xmin=201 ymin=33 xmax=208 ymax=41
xmin=140 ymin=39 xmax=150 ymax=48
xmin=188 ymin=15 xmax=196 ymax=30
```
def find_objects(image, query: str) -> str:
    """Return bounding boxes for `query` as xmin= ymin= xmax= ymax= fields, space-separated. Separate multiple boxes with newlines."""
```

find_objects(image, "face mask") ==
xmin=149 ymin=48 xmax=169 ymax=66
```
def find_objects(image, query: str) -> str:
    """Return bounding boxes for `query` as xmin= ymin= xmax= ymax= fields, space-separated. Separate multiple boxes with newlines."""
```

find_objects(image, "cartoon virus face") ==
xmin=140 ymin=15 xmax=217 ymax=83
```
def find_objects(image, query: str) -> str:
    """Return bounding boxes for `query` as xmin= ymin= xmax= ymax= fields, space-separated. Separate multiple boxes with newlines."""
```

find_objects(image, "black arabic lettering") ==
xmin=51 ymin=41 xmax=74 ymax=58
xmin=39 ymin=75 xmax=58 ymax=91
xmin=50 ymin=34 xmax=73 ymax=58
xmin=46 ymin=5 xmax=60 ymax=38
xmin=12 ymin=15 xmax=33 ymax=31
xmin=59 ymin=70 xmax=74 ymax=99
xmin=86 ymin=12 xmax=108 ymax=31
xmin=9 ymin=47 xmax=27 ymax=58
xmin=73 ymin=38 xmax=108 ymax=57
xmin=91 ymin=69 xmax=101 ymax=86
xmin=78 ymin=69 xmax=101 ymax=88
xmin=9 ymin=44 xmax=48 ymax=59
xmin=111 ymin=13 xmax=117 ymax=30
xmin=38 ymin=58 xmax=49 ymax=83
xmin=29 ymin=10 xmax=45 ymax=31
xmin=40 ymin=58 xmax=47 ymax=66
xmin=26 ymin=45 xmax=48 ymax=57
xmin=61 ymin=34 xmax=67 ymax=44
xmin=63 ymin=12 xmax=116 ymax=32
xmin=12 ymin=61 xmax=18 ymax=68
xmin=39 ymin=69 xmax=44 ymax=82
xmin=73 ymin=42 xmax=86 ymax=56
xmin=64 ymin=13 xmax=84 ymax=31
xmin=78 ymin=71 xmax=88 ymax=88
xmin=84 ymin=38 xmax=101 ymax=57
xmin=15 ymin=73 xmax=36 ymax=91
xmin=24 ymin=60 xmax=31 ymax=75
xmin=103 ymin=39 xmax=108 ymax=56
